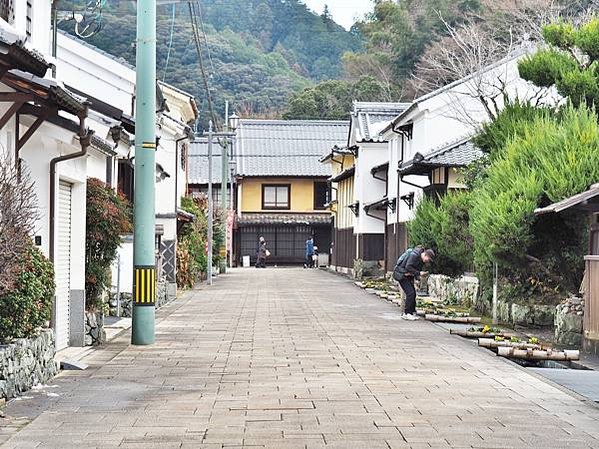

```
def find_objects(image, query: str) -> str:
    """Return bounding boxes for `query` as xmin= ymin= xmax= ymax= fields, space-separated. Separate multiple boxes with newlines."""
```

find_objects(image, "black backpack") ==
xmin=392 ymin=248 xmax=414 ymax=281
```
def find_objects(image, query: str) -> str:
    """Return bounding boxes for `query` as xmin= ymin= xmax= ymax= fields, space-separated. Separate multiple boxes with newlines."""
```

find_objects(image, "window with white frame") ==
xmin=262 ymin=184 xmax=290 ymax=210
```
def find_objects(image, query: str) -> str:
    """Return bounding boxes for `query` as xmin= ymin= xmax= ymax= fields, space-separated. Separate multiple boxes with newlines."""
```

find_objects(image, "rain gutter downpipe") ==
xmin=49 ymin=105 xmax=92 ymax=264
xmin=391 ymin=122 xmax=405 ymax=258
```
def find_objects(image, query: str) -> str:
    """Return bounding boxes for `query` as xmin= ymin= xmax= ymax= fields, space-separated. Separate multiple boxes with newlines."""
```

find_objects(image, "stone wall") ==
xmin=427 ymin=274 xmax=479 ymax=307
xmin=109 ymin=292 xmax=133 ymax=318
xmin=555 ymin=295 xmax=584 ymax=347
xmin=108 ymin=281 xmax=176 ymax=319
xmin=85 ymin=312 xmax=106 ymax=346
xmin=0 ymin=330 xmax=58 ymax=400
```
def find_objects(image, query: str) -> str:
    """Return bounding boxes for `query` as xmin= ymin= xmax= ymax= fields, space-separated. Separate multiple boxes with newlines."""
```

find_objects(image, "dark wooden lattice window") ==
xmin=0 ymin=0 xmax=14 ymax=23
xmin=26 ymin=1 xmax=32 ymax=38
xmin=314 ymin=181 xmax=328 ymax=210
xmin=180 ymin=143 xmax=187 ymax=170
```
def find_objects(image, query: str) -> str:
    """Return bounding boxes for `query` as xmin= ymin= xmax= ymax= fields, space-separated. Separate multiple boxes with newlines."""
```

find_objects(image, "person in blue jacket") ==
xmin=304 ymin=237 xmax=314 ymax=268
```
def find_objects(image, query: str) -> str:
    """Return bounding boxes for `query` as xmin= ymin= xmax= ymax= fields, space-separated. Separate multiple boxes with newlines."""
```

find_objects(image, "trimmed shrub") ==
xmin=86 ymin=178 xmax=132 ymax=311
xmin=472 ymin=100 xmax=553 ymax=160
xmin=178 ymin=197 xmax=207 ymax=288
xmin=470 ymin=104 xmax=599 ymax=293
xmin=408 ymin=191 xmax=474 ymax=277
xmin=0 ymin=241 xmax=55 ymax=343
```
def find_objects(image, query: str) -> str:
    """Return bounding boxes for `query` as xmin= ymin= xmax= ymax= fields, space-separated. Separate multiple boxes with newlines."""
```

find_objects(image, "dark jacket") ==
xmin=397 ymin=248 xmax=424 ymax=280
xmin=258 ymin=242 xmax=267 ymax=259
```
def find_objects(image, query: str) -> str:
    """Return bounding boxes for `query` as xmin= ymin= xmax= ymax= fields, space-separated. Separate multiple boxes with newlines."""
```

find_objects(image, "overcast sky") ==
xmin=301 ymin=0 xmax=374 ymax=30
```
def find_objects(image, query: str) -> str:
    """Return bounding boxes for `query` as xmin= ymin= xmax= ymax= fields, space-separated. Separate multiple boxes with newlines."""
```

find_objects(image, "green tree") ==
xmin=59 ymin=0 xmax=361 ymax=124
xmin=408 ymin=192 xmax=474 ymax=277
xmin=343 ymin=0 xmax=481 ymax=92
xmin=470 ymin=104 xmax=599 ymax=294
xmin=519 ymin=18 xmax=599 ymax=106
xmin=283 ymin=76 xmax=394 ymax=120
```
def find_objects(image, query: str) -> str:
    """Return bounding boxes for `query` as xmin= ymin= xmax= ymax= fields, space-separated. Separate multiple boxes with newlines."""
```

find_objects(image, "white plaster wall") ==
xmin=86 ymin=149 xmax=108 ymax=183
xmin=56 ymin=33 xmax=135 ymax=115
xmin=111 ymin=237 xmax=134 ymax=295
xmin=7 ymin=1 xmax=51 ymax=56
xmin=18 ymin=126 xmax=87 ymax=291
xmin=30 ymin=0 xmax=52 ymax=57
xmin=383 ymin=53 xmax=557 ymax=225
xmin=354 ymin=142 xmax=388 ymax=235
xmin=386 ymin=138 xmax=399 ymax=225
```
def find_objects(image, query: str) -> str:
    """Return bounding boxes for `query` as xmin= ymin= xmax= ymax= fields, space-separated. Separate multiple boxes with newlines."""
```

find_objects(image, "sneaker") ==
xmin=403 ymin=314 xmax=419 ymax=321
xmin=400 ymin=313 xmax=410 ymax=320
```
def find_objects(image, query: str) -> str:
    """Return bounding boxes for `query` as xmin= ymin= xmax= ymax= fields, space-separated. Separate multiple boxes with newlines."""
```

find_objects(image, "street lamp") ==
xmin=228 ymin=113 xmax=239 ymax=132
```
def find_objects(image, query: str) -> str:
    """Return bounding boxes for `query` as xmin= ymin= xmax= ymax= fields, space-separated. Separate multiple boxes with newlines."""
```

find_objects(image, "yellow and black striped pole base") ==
xmin=134 ymin=265 xmax=156 ymax=306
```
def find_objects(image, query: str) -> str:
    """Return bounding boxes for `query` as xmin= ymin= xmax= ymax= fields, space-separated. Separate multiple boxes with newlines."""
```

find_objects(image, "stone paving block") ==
xmin=3 ymin=269 xmax=599 ymax=448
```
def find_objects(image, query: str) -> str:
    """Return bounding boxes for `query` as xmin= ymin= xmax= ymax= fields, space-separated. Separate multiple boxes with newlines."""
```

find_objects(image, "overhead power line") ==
xmin=188 ymin=1 xmax=218 ymax=128
xmin=162 ymin=3 xmax=177 ymax=82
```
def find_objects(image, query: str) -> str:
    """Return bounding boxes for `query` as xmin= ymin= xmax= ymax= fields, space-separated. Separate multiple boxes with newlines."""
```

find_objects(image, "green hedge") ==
xmin=470 ymin=104 xmax=599 ymax=292
xmin=408 ymin=191 xmax=474 ymax=277
xmin=0 ymin=241 xmax=55 ymax=343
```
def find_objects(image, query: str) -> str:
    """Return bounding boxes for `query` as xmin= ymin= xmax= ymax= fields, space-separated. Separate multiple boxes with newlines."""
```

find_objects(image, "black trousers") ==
xmin=398 ymin=277 xmax=416 ymax=314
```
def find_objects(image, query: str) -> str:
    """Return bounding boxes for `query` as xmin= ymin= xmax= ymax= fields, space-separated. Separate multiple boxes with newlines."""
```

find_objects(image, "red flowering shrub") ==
xmin=86 ymin=178 xmax=132 ymax=311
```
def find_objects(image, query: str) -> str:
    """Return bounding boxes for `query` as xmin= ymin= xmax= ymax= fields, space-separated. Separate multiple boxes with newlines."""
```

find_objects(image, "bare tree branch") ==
xmin=0 ymin=152 xmax=39 ymax=296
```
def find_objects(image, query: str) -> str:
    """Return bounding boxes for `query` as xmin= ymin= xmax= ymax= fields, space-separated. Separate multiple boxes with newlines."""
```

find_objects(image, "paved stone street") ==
xmin=3 ymin=268 xmax=599 ymax=448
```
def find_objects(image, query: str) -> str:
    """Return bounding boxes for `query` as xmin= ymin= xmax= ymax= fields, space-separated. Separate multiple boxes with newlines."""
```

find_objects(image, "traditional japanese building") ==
xmin=233 ymin=119 xmax=347 ymax=266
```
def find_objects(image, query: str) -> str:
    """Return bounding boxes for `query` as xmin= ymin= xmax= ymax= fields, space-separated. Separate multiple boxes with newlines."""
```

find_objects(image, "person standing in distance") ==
xmin=304 ymin=236 xmax=314 ymax=268
xmin=255 ymin=236 xmax=265 ymax=268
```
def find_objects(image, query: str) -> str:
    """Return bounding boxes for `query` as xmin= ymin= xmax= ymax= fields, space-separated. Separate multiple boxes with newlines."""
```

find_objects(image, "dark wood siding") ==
xmin=237 ymin=224 xmax=330 ymax=265
xmin=358 ymin=234 xmax=385 ymax=261
xmin=333 ymin=228 xmax=356 ymax=269
xmin=385 ymin=223 xmax=409 ymax=272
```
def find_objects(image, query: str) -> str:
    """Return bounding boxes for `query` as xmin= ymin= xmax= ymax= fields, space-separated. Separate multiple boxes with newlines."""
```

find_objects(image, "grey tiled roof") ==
xmin=238 ymin=213 xmax=331 ymax=226
xmin=535 ymin=183 xmax=599 ymax=215
xmin=0 ymin=23 xmax=49 ymax=77
xmin=5 ymin=70 xmax=87 ymax=115
xmin=352 ymin=102 xmax=411 ymax=142
xmin=399 ymin=139 xmax=483 ymax=175
xmin=188 ymin=137 xmax=224 ymax=185
xmin=237 ymin=120 xmax=348 ymax=177
xmin=91 ymin=134 xmax=116 ymax=155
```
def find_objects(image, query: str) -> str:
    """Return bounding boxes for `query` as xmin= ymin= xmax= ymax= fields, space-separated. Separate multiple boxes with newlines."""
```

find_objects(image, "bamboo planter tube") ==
xmin=478 ymin=338 xmax=541 ymax=350
xmin=450 ymin=330 xmax=515 ymax=339
xmin=497 ymin=346 xmax=580 ymax=361
xmin=425 ymin=314 xmax=481 ymax=323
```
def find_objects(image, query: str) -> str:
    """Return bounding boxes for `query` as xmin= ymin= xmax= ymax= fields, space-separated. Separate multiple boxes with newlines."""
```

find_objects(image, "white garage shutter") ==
xmin=55 ymin=181 xmax=72 ymax=350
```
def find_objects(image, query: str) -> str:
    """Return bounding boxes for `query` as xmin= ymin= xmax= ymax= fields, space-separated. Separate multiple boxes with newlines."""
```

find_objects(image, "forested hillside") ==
xmin=59 ymin=0 xmax=596 ymax=124
xmin=58 ymin=0 xmax=362 ymax=126
xmin=284 ymin=0 xmax=597 ymax=119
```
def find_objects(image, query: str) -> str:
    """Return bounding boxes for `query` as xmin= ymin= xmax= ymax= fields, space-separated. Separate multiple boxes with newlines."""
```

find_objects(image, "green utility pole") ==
xmin=131 ymin=0 xmax=156 ymax=345
xmin=220 ymin=102 xmax=229 ymax=273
